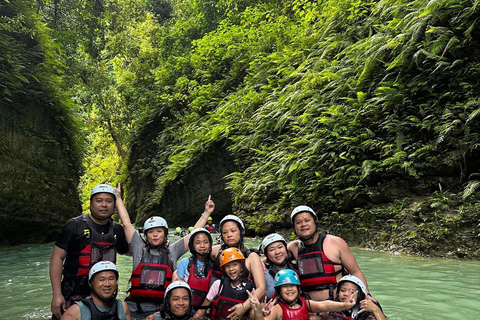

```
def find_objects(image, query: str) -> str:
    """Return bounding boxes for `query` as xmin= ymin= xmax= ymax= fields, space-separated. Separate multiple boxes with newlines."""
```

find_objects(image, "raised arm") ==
xmin=182 ymin=195 xmax=215 ymax=251
xmin=115 ymin=183 xmax=135 ymax=243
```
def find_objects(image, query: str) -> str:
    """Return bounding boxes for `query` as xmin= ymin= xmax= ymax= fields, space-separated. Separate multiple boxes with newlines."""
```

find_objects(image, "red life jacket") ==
xmin=211 ymin=277 xmax=254 ymax=320
xmin=297 ymin=231 xmax=343 ymax=297
xmin=128 ymin=246 xmax=173 ymax=301
xmin=76 ymin=215 xmax=117 ymax=277
xmin=186 ymin=258 xmax=213 ymax=308
xmin=278 ymin=296 xmax=309 ymax=320
xmin=205 ymin=225 xmax=217 ymax=234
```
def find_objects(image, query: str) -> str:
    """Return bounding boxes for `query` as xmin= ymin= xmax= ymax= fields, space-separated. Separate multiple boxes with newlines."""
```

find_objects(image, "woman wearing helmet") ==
xmin=262 ymin=233 xmax=296 ymax=300
xmin=325 ymin=275 xmax=386 ymax=320
xmin=194 ymin=247 xmax=255 ymax=320
xmin=115 ymin=184 xmax=215 ymax=316
xmin=248 ymin=270 xmax=355 ymax=320
xmin=173 ymin=227 xmax=214 ymax=310
xmin=61 ymin=261 xmax=132 ymax=320
xmin=209 ymin=214 xmax=266 ymax=319
xmin=145 ymin=281 xmax=195 ymax=320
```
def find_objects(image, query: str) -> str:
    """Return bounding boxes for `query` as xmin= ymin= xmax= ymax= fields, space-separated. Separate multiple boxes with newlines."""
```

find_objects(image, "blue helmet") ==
xmin=274 ymin=269 xmax=300 ymax=287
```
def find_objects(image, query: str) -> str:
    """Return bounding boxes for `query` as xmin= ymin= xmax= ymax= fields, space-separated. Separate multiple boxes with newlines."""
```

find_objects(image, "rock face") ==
xmin=0 ymin=101 xmax=82 ymax=245
xmin=0 ymin=2 xmax=82 ymax=245
xmin=130 ymin=140 xmax=238 ymax=228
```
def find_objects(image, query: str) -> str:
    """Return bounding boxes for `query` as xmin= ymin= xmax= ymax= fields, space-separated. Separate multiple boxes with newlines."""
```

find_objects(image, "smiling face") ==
xmin=89 ymin=193 xmax=115 ymax=222
xmin=91 ymin=270 xmax=117 ymax=301
xmin=193 ymin=232 xmax=210 ymax=256
xmin=338 ymin=281 xmax=358 ymax=302
xmin=280 ymin=284 xmax=299 ymax=304
xmin=221 ymin=221 xmax=241 ymax=247
xmin=293 ymin=212 xmax=316 ymax=240
xmin=145 ymin=227 xmax=166 ymax=246
xmin=265 ymin=241 xmax=287 ymax=265
xmin=223 ymin=260 xmax=243 ymax=282
xmin=169 ymin=288 xmax=190 ymax=317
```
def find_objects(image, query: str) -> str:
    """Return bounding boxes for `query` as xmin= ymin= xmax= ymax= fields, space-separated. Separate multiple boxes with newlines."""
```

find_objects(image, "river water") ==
xmin=1 ymin=236 xmax=478 ymax=319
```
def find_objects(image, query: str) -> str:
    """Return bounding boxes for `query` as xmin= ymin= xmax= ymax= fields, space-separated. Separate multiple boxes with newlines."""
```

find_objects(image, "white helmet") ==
xmin=290 ymin=205 xmax=317 ymax=224
xmin=165 ymin=280 xmax=192 ymax=297
xmin=219 ymin=214 xmax=245 ymax=233
xmin=262 ymin=233 xmax=287 ymax=251
xmin=90 ymin=184 xmax=116 ymax=200
xmin=143 ymin=216 xmax=168 ymax=232
xmin=89 ymin=261 xmax=118 ymax=281
xmin=188 ymin=228 xmax=213 ymax=254
xmin=337 ymin=275 xmax=367 ymax=295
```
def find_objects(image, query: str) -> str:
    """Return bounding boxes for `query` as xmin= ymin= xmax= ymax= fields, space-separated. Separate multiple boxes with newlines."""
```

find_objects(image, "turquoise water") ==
xmin=0 ymin=236 xmax=478 ymax=319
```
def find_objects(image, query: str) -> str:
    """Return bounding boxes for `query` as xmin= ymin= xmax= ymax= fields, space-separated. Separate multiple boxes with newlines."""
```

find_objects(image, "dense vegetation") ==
xmin=0 ymin=0 xmax=82 ymax=245
xmin=3 ymin=0 xmax=480 ymax=256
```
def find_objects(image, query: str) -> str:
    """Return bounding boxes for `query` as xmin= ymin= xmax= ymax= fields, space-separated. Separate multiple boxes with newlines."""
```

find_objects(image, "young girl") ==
xmin=249 ymin=269 xmax=355 ymax=320
xmin=173 ymin=227 xmax=214 ymax=310
xmin=194 ymin=247 xmax=254 ymax=320
xmin=325 ymin=275 xmax=386 ymax=320
xmin=115 ymin=184 xmax=215 ymax=316
xmin=210 ymin=215 xmax=266 ymax=319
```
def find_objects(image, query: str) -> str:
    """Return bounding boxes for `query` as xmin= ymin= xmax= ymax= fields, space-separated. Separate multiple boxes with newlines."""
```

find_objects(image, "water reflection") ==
xmin=0 ymin=238 xmax=478 ymax=319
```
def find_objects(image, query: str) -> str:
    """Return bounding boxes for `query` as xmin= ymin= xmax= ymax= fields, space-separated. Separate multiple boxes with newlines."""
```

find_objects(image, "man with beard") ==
xmin=50 ymin=184 xmax=129 ymax=320
xmin=287 ymin=206 xmax=371 ymax=302
xmin=61 ymin=261 xmax=131 ymax=320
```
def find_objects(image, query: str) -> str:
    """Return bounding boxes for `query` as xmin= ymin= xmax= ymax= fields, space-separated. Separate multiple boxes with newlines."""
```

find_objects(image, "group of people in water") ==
xmin=49 ymin=184 xmax=387 ymax=320
xmin=173 ymin=218 xmax=219 ymax=238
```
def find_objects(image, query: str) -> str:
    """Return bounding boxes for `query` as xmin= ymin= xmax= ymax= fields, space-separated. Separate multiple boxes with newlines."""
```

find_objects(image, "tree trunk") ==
xmin=107 ymin=118 xmax=127 ymax=158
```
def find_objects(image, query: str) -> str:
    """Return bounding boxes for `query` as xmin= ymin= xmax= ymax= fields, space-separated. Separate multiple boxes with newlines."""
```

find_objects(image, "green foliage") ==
xmin=0 ymin=0 xmax=83 ymax=244
xmin=15 ymin=0 xmax=480 ymax=254
xmin=124 ymin=0 xmax=480 ymax=241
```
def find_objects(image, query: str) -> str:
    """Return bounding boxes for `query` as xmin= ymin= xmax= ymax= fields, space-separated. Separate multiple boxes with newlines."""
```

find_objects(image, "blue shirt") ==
xmin=177 ymin=257 xmax=206 ymax=281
